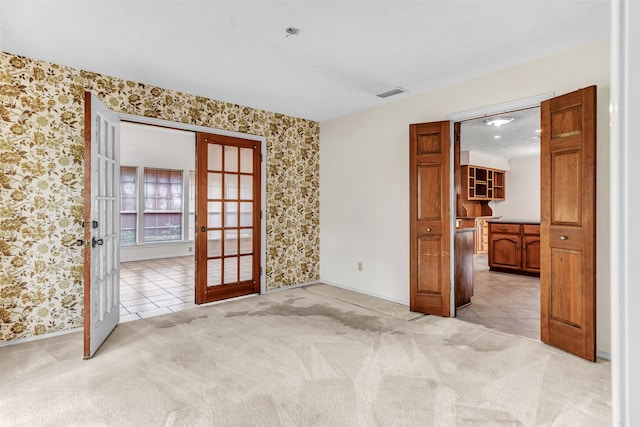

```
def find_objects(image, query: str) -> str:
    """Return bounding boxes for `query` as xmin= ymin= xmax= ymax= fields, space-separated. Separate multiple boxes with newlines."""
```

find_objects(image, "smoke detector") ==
xmin=285 ymin=27 xmax=300 ymax=36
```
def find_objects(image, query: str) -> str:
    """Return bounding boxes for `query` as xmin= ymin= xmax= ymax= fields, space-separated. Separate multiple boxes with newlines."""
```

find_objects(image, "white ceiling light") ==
xmin=493 ymin=135 xmax=501 ymax=139
xmin=483 ymin=116 xmax=514 ymax=127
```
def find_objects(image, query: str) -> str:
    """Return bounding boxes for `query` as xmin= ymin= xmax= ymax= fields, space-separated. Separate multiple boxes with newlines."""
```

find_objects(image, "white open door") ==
xmin=83 ymin=92 xmax=121 ymax=359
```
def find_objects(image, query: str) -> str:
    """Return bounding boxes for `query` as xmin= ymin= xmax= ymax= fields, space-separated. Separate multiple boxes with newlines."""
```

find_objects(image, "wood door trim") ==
xmin=83 ymin=91 xmax=93 ymax=359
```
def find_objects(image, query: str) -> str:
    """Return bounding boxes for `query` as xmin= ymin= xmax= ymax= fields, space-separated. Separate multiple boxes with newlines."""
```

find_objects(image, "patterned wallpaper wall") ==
xmin=0 ymin=52 xmax=320 ymax=342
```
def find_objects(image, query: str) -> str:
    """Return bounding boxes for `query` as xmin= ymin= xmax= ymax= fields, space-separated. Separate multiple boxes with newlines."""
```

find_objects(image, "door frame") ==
xmin=445 ymin=92 xmax=555 ymax=316
xmin=116 ymin=113 xmax=268 ymax=295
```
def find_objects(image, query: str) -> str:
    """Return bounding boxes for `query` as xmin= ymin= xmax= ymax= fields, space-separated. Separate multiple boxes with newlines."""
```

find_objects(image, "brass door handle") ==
xmin=201 ymin=227 xmax=207 ymax=232
xmin=426 ymin=227 xmax=432 ymax=232
xmin=560 ymin=235 xmax=568 ymax=240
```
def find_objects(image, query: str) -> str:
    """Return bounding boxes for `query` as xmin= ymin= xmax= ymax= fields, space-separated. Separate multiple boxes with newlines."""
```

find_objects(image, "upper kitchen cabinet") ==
xmin=462 ymin=165 xmax=506 ymax=201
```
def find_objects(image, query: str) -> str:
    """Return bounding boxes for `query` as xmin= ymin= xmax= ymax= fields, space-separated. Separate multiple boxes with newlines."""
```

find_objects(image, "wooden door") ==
xmin=83 ymin=92 xmax=120 ymax=359
xmin=489 ymin=233 xmax=520 ymax=270
xmin=540 ymin=86 xmax=596 ymax=361
xmin=409 ymin=121 xmax=450 ymax=316
xmin=195 ymin=133 xmax=261 ymax=303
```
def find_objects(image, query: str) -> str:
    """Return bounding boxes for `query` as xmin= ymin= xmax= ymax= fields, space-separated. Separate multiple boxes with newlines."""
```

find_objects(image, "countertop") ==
xmin=488 ymin=218 xmax=540 ymax=225
xmin=456 ymin=216 xmax=501 ymax=220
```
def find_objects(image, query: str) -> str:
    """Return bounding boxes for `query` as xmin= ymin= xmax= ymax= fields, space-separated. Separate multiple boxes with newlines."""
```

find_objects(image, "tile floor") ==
xmin=456 ymin=254 xmax=541 ymax=340
xmin=119 ymin=256 xmax=195 ymax=322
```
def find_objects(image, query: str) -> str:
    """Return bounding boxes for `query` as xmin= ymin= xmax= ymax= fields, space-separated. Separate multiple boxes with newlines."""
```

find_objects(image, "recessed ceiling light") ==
xmin=493 ymin=135 xmax=501 ymax=139
xmin=483 ymin=116 xmax=514 ymax=127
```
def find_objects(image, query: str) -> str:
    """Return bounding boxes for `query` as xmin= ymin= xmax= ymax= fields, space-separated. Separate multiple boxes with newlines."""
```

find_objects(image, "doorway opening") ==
xmin=453 ymin=106 xmax=542 ymax=340
xmin=118 ymin=122 xmax=197 ymax=321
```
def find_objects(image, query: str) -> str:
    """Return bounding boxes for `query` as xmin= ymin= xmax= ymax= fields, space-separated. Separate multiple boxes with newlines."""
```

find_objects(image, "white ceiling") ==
xmin=461 ymin=107 xmax=541 ymax=160
xmin=0 ymin=1 xmax=610 ymax=122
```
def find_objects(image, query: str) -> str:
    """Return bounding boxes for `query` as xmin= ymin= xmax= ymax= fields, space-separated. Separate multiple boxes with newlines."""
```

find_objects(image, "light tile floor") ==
xmin=456 ymin=254 xmax=541 ymax=340
xmin=119 ymin=256 xmax=195 ymax=322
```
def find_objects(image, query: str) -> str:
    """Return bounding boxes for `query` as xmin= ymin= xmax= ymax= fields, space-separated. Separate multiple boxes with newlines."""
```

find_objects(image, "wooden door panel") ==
xmin=418 ymin=165 xmax=442 ymax=220
xmin=417 ymin=238 xmax=442 ymax=294
xmin=410 ymin=121 xmax=450 ymax=317
xmin=550 ymin=104 xmax=582 ymax=138
xmin=551 ymin=150 xmax=582 ymax=225
xmin=550 ymin=248 xmax=583 ymax=327
xmin=541 ymin=86 xmax=596 ymax=361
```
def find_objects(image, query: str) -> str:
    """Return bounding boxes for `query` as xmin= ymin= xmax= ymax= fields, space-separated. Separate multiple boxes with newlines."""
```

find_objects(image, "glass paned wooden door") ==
xmin=196 ymin=133 xmax=261 ymax=303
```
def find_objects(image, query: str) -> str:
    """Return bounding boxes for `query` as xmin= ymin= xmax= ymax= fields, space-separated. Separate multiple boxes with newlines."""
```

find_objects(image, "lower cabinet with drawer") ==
xmin=488 ymin=221 xmax=540 ymax=276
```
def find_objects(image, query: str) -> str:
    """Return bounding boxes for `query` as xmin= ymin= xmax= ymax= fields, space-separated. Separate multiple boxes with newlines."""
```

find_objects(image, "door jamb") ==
xmin=117 ymin=112 xmax=268 ymax=295
xmin=444 ymin=92 xmax=555 ymax=316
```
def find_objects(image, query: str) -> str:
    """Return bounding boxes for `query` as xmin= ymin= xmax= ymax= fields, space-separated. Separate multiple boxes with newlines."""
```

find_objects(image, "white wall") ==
xmin=460 ymin=150 xmax=510 ymax=171
xmin=320 ymin=39 xmax=611 ymax=354
xmin=492 ymin=155 xmax=540 ymax=221
xmin=120 ymin=122 xmax=196 ymax=262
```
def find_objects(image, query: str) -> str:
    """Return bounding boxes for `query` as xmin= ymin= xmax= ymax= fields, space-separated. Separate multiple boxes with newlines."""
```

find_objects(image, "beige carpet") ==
xmin=0 ymin=284 xmax=611 ymax=426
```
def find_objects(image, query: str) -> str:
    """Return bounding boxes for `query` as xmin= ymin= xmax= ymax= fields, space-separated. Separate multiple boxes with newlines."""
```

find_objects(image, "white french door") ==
xmin=83 ymin=92 xmax=121 ymax=359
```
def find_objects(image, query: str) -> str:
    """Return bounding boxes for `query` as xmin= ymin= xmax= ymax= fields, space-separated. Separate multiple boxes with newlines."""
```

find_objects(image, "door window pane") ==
xmin=207 ymin=259 xmax=221 ymax=286
xmin=224 ymin=173 xmax=238 ymax=200
xmin=224 ymin=257 xmax=238 ymax=284
xmin=239 ymin=229 xmax=253 ymax=255
xmin=240 ymin=148 xmax=253 ymax=173
xmin=240 ymin=202 xmax=253 ymax=227
xmin=208 ymin=173 xmax=222 ymax=199
xmin=207 ymin=144 xmax=222 ymax=170
xmin=207 ymin=230 xmax=222 ymax=257
xmin=224 ymin=146 xmax=238 ymax=172
xmin=239 ymin=255 xmax=253 ymax=281
xmin=240 ymin=175 xmax=252 ymax=200
xmin=224 ymin=202 xmax=238 ymax=227
xmin=207 ymin=202 xmax=222 ymax=228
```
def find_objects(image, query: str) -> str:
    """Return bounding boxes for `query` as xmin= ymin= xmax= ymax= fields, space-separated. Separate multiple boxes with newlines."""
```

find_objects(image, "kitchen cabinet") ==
xmin=462 ymin=165 xmax=506 ymax=201
xmin=488 ymin=221 xmax=540 ymax=276
xmin=457 ymin=217 xmax=494 ymax=254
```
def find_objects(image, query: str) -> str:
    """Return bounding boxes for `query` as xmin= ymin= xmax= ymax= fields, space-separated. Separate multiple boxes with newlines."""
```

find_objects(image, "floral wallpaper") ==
xmin=0 ymin=51 xmax=320 ymax=342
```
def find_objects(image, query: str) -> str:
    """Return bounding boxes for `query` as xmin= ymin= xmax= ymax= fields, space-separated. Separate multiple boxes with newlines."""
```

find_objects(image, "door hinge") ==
xmin=259 ymin=267 xmax=263 ymax=276
xmin=260 ymin=154 xmax=263 ymax=163
xmin=260 ymin=210 xmax=263 ymax=220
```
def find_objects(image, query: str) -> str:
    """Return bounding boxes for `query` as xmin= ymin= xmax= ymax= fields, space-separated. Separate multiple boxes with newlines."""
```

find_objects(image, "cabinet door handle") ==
xmin=426 ymin=227 xmax=432 ymax=232
xmin=560 ymin=235 xmax=568 ymax=240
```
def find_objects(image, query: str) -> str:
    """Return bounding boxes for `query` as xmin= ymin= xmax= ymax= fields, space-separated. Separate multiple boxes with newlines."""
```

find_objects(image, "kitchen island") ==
xmin=488 ymin=219 xmax=540 ymax=276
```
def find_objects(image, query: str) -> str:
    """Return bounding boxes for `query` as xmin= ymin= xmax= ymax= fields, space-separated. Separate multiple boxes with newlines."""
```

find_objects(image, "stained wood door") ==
xmin=409 ymin=121 xmax=450 ymax=316
xmin=83 ymin=92 xmax=120 ymax=359
xmin=540 ymin=86 xmax=596 ymax=361
xmin=195 ymin=133 xmax=261 ymax=303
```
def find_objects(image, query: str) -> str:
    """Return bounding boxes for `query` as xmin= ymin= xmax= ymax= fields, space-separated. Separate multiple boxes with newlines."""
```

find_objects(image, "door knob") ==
xmin=560 ymin=235 xmax=568 ymax=240
xmin=91 ymin=237 xmax=104 ymax=248
xmin=201 ymin=227 xmax=207 ymax=232
xmin=426 ymin=227 xmax=432 ymax=232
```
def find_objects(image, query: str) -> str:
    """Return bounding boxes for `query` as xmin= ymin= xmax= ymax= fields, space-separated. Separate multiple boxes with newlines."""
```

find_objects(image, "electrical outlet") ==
xmin=357 ymin=262 xmax=363 ymax=272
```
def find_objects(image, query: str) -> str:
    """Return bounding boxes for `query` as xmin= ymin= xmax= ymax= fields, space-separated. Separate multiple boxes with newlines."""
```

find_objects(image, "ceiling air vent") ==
xmin=376 ymin=87 xmax=407 ymax=98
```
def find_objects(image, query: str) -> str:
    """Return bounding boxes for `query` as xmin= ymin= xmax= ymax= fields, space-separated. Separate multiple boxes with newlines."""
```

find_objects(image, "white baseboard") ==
xmin=0 ymin=327 xmax=82 ymax=348
xmin=316 ymin=280 xmax=410 ymax=306
xmin=266 ymin=279 xmax=323 ymax=294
